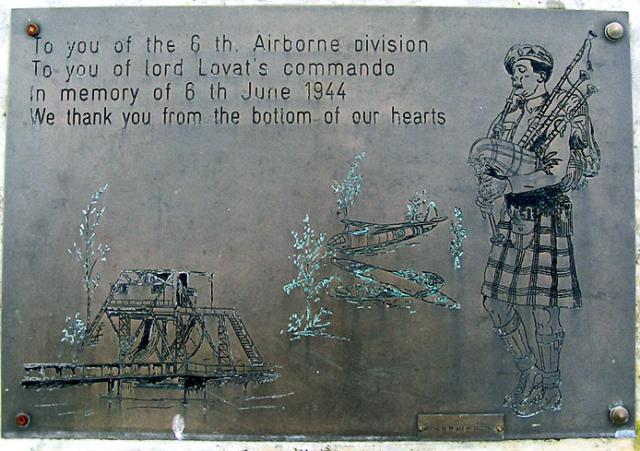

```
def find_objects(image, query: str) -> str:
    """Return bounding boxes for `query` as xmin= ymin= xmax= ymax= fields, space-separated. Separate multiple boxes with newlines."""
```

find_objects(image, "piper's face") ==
xmin=511 ymin=59 xmax=544 ymax=98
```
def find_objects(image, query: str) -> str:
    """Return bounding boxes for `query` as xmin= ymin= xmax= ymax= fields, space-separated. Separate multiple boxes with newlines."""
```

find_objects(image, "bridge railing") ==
xmin=23 ymin=362 xmax=177 ymax=380
xmin=23 ymin=361 xmax=273 ymax=381
xmin=185 ymin=361 xmax=270 ymax=375
xmin=108 ymin=298 xmax=176 ymax=308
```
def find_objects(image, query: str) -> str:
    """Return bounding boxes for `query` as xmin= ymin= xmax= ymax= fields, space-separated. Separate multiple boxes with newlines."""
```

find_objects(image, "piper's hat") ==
xmin=504 ymin=44 xmax=553 ymax=75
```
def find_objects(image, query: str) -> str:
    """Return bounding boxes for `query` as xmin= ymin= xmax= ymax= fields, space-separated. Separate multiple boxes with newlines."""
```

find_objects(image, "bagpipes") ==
xmin=469 ymin=31 xmax=598 ymax=242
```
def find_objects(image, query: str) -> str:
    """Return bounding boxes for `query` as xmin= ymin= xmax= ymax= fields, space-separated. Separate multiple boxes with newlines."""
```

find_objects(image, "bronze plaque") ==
xmin=1 ymin=6 xmax=634 ymax=441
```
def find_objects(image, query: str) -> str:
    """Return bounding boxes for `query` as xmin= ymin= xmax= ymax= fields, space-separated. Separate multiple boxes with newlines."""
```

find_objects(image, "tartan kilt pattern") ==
xmin=481 ymin=196 xmax=581 ymax=308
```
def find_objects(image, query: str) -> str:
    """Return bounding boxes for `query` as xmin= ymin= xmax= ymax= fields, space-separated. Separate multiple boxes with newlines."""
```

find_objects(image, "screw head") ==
xmin=15 ymin=412 xmax=31 ymax=429
xmin=26 ymin=23 xmax=40 ymax=37
xmin=604 ymin=22 xmax=624 ymax=41
xmin=609 ymin=405 xmax=629 ymax=426
xmin=496 ymin=424 xmax=504 ymax=433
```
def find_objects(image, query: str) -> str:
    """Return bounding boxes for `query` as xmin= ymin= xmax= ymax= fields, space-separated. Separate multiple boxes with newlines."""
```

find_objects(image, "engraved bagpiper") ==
xmin=468 ymin=33 xmax=601 ymax=417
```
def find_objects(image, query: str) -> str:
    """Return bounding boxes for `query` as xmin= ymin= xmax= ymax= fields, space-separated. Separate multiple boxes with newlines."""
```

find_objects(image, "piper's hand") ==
xmin=478 ymin=176 xmax=509 ymax=204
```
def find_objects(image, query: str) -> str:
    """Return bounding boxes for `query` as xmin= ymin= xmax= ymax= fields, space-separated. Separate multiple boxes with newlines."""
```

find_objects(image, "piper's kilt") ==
xmin=481 ymin=185 xmax=581 ymax=308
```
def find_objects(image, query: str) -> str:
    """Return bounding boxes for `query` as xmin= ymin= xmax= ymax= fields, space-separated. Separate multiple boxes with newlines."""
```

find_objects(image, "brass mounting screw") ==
xmin=15 ymin=412 xmax=31 ymax=429
xmin=604 ymin=22 xmax=624 ymax=41
xmin=26 ymin=23 xmax=40 ymax=37
xmin=496 ymin=424 xmax=504 ymax=433
xmin=609 ymin=405 xmax=629 ymax=426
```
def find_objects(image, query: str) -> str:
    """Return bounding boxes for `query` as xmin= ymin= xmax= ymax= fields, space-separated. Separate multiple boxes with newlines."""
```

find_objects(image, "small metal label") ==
xmin=417 ymin=414 xmax=505 ymax=440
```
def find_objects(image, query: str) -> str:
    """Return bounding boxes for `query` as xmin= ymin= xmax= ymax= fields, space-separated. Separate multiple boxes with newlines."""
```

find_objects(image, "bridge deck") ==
xmin=23 ymin=361 xmax=276 ymax=388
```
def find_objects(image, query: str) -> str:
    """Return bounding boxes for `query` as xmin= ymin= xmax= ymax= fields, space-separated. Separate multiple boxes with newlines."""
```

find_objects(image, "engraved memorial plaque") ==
xmin=1 ymin=6 xmax=634 ymax=440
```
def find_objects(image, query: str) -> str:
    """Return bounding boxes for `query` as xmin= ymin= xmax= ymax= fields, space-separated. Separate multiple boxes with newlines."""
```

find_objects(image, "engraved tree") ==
xmin=405 ymin=189 xmax=439 ymax=222
xmin=332 ymin=152 xmax=366 ymax=221
xmin=68 ymin=184 xmax=111 ymax=323
xmin=283 ymin=214 xmax=344 ymax=341
xmin=449 ymin=207 xmax=468 ymax=270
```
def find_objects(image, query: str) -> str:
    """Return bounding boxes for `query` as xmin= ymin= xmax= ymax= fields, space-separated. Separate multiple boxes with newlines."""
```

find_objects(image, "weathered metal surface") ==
xmin=1 ymin=6 xmax=634 ymax=441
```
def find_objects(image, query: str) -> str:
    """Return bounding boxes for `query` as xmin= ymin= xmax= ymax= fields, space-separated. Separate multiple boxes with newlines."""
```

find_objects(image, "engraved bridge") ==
xmin=22 ymin=269 xmax=276 ymax=401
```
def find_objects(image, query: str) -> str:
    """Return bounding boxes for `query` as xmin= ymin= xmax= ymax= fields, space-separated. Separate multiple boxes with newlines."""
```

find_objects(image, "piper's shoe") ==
xmin=513 ymin=385 xmax=562 ymax=418
xmin=514 ymin=398 xmax=544 ymax=418
xmin=540 ymin=386 xmax=562 ymax=412
xmin=503 ymin=367 xmax=542 ymax=408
